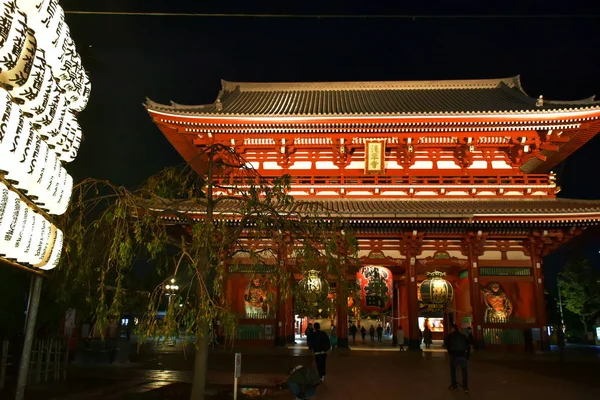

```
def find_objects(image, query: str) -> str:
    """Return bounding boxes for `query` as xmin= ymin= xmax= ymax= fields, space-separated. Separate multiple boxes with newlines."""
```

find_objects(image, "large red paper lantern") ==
xmin=356 ymin=266 xmax=393 ymax=314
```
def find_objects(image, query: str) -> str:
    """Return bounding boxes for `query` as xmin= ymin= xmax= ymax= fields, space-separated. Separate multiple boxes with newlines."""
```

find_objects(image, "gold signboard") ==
xmin=364 ymin=139 xmax=386 ymax=175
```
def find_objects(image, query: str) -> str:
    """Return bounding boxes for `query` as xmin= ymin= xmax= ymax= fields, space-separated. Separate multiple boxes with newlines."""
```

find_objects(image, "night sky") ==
xmin=59 ymin=1 xmax=600 ymax=293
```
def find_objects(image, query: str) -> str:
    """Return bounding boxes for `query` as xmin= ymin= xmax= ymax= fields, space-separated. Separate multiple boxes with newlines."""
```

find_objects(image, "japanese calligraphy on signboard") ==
xmin=364 ymin=139 xmax=386 ymax=175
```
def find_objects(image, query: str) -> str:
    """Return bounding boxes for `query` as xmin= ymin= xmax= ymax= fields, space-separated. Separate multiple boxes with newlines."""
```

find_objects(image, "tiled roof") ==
xmin=145 ymin=76 xmax=600 ymax=117
xmin=151 ymin=197 xmax=600 ymax=221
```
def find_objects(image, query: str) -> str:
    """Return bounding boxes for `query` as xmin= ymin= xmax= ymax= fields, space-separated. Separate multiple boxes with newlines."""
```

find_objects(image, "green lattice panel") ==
xmin=479 ymin=267 xmax=531 ymax=276
xmin=236 ymin=324 xmax=275 ymax=340
xmin=482 ymin=328 xmax=524 ymax=345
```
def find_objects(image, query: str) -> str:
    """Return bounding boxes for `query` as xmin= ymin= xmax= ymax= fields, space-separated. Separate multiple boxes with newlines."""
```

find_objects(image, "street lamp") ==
xmin=165 ymin=279 xmax=179 ymax=307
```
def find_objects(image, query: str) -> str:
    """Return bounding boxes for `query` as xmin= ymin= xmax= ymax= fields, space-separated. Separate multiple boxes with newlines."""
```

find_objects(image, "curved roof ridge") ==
xmin=544 ymin=95 xmax=598 ymax=105
xmin=220 ymin=76 xmax=523 ymax=92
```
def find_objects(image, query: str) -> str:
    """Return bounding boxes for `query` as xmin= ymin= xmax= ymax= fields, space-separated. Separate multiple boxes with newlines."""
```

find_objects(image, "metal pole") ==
xmin=557 ymin=279 xmax=565 ymax=328
xmin=15 ymin=275 xmax=43 ymax=400
xmin=23 ymin=275 xmax=34 ymax=332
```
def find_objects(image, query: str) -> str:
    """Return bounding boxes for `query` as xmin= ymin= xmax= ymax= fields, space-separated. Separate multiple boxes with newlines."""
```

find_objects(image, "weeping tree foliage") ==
xmin=51 ymin=143 xmax=359 ymax=399
xmin=558 ymin=258 xmax=600 ymax=336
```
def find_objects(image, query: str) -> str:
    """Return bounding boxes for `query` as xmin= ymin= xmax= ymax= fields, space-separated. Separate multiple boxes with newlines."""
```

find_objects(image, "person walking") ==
xmin=311 ymin=323 xmax=331 ymax=381
xmin=396 ymin=326 xmax=405 ymax=351
xmin=349 ymin=323 xmax=358 ymax=344
xmin=330 ymin=329 xmax=338 ymax=353
xmin=423 ymin=326 xmax=433 ymax=349
xmin=376 ymin=324 xmax=384 ymax=343
xmin=369 ymin=325 xmax=375 ymax=342
xmin=305 ymin=323 xmax=315 ymax=350
xmin=444 ymin=324 xmax=470 ymax=393
xmin=360 ymin=326 xmax=367 ymax=343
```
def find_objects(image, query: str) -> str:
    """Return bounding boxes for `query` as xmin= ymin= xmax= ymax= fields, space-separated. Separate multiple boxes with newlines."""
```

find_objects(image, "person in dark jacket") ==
xmin=311 ymin=323 xmax=331 ymax=381
xmin=349 ymin=323 xmax=358 ymax=344
xmin=443 ymin=324 xmax=470 ymax=393
xmin=280 ymin=364 xmax=322 ymax=399
xmin=423 ymin=326 xmax=433 ymax=349
xmin=305 ymin=323 xmax=315 ymax=350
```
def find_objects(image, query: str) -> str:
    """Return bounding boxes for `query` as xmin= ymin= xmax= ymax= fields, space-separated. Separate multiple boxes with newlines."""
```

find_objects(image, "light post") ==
xmin=165 ymin=278 xmax=179 ymax=308
xmin=557 ymin=279 xmax=565 ymax=330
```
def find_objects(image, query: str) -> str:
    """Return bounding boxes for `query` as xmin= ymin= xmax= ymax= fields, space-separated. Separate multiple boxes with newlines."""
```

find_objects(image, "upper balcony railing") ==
xmin=212 ymin=174 xmax=557 ymax=199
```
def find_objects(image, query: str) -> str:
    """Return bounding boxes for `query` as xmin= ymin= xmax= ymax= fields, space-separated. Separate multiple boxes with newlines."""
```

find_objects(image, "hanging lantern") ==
xmin=54 ymin=172 xmax=73 ymax=215
xmin=10 ymin=202 xmax=31 ymax=261
xmin=299 ymin=270 xmax=327 ymax=294
xmin=11 ymin=115 xmax=38 ymax=193
xmin=9 ymin=48 xmax=47 ymax=105
xmin=34 ymin=222 xmax=56 ymax=268
xmin=0 ymin=184 xmax=20 ymax=256
xmin=0 ymin=5 xmax=37 ymax=91
xmin=0 ymin=91 xmax=23 ymax=174
xmin=38 ymin=149 xmax=59 ymax=203
xmin=296 ymin=270 xmax=331 ymax=317
xmin=31 ymin=215 xmax=49 ymax=265
xmin=347 ymin=296 xmax=354 ymax=308
xmin=16 ymin=209 xmax=39 ymax=264
xmin=419 ymin=271 xmax=454 ymax=306
xmin=15 ymin=0 xmax=50 ymax=15
xmin=356 ymin=266 xmax=393 ymax=314
xmin=40 ymin=226 xmax=62 ymax=270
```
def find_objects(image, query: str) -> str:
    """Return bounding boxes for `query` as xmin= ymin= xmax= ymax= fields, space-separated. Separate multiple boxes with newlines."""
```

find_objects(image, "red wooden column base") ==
xmin=392 ymin=285 xmax=400 ymax=345
xmin=336 ymin=300 xmax=349 ymax=348
xmin=275 ymin=288 xmax=295 ymax=346
xmin=530 ymin=241 xmax=550 ymax=351
xmin=407 ymin=261 xmax=421 ymax=350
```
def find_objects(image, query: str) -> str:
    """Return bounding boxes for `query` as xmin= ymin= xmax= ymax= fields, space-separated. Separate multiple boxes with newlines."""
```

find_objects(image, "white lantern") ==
xmin=39 ymin=226 xmax=62 ymax=270
xmin=32 ymin=82 xmax=63 ymax=130
xmin=0 ymin=102 xmax=35 ymax=189
xmin=9 ymin=48 xmax=47 ymax=107
xmin=54 ymin=172 xmax=72 ymax=215
xmin=70 ymin=71 xmax=90 ymax=113
xmin=8 ymin=201 xmax=30 ymax=260
xmin=17 ymin=64 xmax=54 ymax=117
xmin=0 ymin=186 xmax=21 ymax=257
xmin=15 ymin=0 xmax=52 ymax=16
xmin=16 ymin=207 xmax=39 ymax=264
xmin=40 ymin=4 xmax=66 ymax=73
xmin=28 ymin=137 xmax=55 ymax=209
xmin=0 ymin=183 xmax=16 ymax=255
xmin=11 ymin=115 xmax=39 ymax=193
xmin=30 ymin=211 xmax=49 ymax=264
xmin=13 ymin=127 xmax=42 ymax=197
xmin=65 ymin=130 xmax=81 ymax=162
xmin=36 ymin=147 xmax=60 ymax=211
xmin=46 ymin=163 xmax=66 ymax=215
xmin=0 ymin=90 xmax=22 ymax=174
xmin=0 ymin=5 xmax=37 ymax=90
xmin=33 ymin=218 xmax=55 ymax=267
xmin=36 ymin=88 xmax=67 ymax=142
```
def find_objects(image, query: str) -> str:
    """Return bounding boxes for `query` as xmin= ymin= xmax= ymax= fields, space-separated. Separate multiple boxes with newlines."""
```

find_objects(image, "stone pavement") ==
xmin=11 ymin=345 xmax=600 ymax=399
xmin=314 ymin=351 xmax=599 ymax=400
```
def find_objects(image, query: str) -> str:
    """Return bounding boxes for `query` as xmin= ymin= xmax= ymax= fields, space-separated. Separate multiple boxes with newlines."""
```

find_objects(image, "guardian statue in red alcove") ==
xmin=244 ymin=274 xmax=269 ymax=318
xmin=481 ymin=282 xmax=513 ymax=323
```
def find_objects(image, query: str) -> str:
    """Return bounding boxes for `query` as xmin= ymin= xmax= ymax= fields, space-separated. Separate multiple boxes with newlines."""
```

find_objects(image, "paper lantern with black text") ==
xmin=356 ymin=266 xmax=393 ymax=314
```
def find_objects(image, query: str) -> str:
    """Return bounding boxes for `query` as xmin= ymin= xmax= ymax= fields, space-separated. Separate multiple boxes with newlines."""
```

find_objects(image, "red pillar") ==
xmin=530 ymin=239 xmax=549 ymax=350
xmin=275 ymin=284 xmax=294 ymax=346
xmin=336 ymin=298 xmax=349 ymax=348
xmin=406 ymin=258 xmax=421 ymax=350
xmin=392 ymin=285 xmax=400 ymax=334
xmin=466 ymin=237 xmax=483 ymax=347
